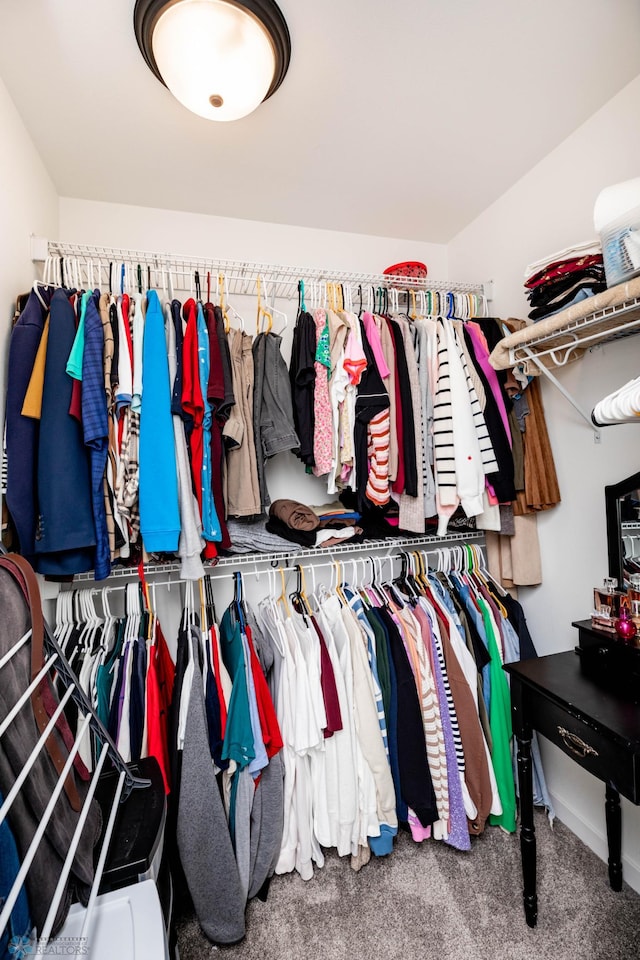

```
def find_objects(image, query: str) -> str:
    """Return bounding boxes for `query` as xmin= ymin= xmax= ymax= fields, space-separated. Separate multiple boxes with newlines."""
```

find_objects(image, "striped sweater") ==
xmin=433 ymin=320 xmax=459 ymax=534
xmin=444 ymin=320 xmax=490 ymax=519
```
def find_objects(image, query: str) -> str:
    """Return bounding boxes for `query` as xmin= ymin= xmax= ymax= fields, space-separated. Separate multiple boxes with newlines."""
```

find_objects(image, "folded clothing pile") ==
xmin=327 ymin=488 xmax=409 ymax=539
xmin=225 ymin=518 xmax=303 ymax=555
xmin=524 ymin=240 xmax=606 ymax=323
xmin=266 ymin=499 xmax=364 ymax=549
xmin=309 ymin=502 xmax=362 ymax=525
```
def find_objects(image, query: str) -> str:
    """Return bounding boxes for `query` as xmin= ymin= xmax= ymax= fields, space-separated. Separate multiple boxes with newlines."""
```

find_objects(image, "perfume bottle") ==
xmin=615 ymin=606 xmax=638 ymax=644
xmin=592 ymin=577 xmax=624 ymax=634
xmin=629 ymin=573 xmax=640 ymax=629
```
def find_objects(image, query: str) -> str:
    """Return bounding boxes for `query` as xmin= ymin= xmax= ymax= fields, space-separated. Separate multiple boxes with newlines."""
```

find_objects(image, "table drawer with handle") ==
xmin=525 ymin=691 xmax=639 ymax=802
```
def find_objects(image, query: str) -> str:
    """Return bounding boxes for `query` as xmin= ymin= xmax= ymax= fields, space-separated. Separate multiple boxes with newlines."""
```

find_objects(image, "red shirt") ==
xmin=310 ymin=616 xmax=343 ymax=737
xmin=245 ymin=625 xmax=283 ymax=759
xmin=146 ymin=622 xmax=175 ymax=794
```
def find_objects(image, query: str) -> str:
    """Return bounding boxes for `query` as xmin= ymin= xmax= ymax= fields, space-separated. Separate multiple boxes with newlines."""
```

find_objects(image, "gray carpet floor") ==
xmin=175 ymin=812 xmax=640 ymax=960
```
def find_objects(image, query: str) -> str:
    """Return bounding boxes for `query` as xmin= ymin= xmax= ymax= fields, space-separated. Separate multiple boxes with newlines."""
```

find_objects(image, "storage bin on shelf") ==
xmin=594 ymin=177 xmax=640 ymax=288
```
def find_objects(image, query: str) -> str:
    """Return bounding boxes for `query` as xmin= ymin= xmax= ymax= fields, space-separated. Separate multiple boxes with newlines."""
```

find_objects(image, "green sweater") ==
xmin=477 ymin=595 xmax=516 ymax=832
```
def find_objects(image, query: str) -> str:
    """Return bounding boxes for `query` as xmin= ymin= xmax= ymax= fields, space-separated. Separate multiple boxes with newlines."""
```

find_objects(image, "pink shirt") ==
xmin=362 ymin=311 xmax=390 ymax=379
xmin=343 ymin=330 xmax=367 ymax=385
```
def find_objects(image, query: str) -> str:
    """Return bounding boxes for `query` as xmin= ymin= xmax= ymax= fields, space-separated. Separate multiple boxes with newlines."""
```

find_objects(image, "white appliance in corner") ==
xmin=44 ymin=880 xmax=169 ymax=960
xmin=594 ymin=176 xmax=640 ymax=287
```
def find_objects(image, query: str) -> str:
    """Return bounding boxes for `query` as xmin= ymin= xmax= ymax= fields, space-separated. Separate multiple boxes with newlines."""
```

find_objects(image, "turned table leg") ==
xmin=605 ymin=781 xmax=623 ymax=892
xmin=516 ymin=732 xmax=537 ymax=927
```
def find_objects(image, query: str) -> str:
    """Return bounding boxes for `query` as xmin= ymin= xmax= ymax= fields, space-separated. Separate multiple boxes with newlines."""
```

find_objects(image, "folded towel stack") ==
xmin=524 ymin=241 xmax=606 ymax=323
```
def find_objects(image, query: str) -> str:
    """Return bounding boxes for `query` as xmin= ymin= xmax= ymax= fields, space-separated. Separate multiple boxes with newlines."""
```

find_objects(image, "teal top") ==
xmin=96 ymin=619 xmax=125 ymax=730
xmin=220 ymin=608 xmax=255 ymax=769
xmin=66 ymin=289 xmax=92 ymax=380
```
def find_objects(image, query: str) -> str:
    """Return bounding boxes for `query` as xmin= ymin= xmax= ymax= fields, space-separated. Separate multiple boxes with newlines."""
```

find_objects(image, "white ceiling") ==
xmin=1 ymin=0 xmax=639 ymax=243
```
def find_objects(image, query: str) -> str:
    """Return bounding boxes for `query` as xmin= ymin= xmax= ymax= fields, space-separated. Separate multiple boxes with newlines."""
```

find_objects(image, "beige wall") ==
xmin=449 ymin=72 xmax=640 ymax=892
xmin=0 ymin=75 xmax=58 ymax=429
xmin=59 ymin=196 xmax=448 ymax=278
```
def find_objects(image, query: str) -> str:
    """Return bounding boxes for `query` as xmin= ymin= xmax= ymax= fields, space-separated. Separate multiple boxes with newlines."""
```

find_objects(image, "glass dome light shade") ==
xmin=151 ymin=0 xmax=277 ymax=121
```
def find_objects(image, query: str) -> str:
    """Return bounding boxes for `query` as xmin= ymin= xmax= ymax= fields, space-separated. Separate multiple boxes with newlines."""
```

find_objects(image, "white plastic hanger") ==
xmin=262 ymin=278 xmax=288 ymax=334
xmin=218 ymin=273 xmax=245 ymax=333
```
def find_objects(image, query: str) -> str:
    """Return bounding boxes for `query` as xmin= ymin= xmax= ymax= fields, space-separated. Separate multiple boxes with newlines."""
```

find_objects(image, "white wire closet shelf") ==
xmin=32 ymin=237 xmax=490 ymax=308
xmin=495 ymin=296 xmax=640 ymax=371
xmin=70 ymin=530 xmax=485 ymax=584
xmin=488 ymin=276 xmax=640 ymax=441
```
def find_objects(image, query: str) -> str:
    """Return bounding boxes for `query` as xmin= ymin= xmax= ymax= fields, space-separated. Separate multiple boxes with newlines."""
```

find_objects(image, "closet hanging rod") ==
xmin=64 ymin=539 xmax=484 ymax=593
xmin=33 ymin=237 xmax=490 ymax=301
xmin=69 ymin=531 xmax=485 ymax=583
xmin=70 ymin=552 xmax=432 ymax=592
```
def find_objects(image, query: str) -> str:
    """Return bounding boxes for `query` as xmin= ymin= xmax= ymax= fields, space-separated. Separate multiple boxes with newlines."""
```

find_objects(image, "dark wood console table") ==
xmin=505 ymin=650 xmax=640 ymax=927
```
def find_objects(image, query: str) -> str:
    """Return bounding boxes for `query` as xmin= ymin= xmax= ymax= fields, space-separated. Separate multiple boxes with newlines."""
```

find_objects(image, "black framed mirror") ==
xmin=605 ymin=471 xmax=640 ymax=589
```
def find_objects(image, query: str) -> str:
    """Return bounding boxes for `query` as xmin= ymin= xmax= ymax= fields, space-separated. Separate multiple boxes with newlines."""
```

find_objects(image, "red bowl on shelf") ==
xmin=383 ymin=261 xmax=428 ymax=284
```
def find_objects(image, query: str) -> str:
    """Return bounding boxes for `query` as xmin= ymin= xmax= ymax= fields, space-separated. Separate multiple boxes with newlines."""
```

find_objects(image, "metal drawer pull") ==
xmin=557 ymin=726 xmax=599 ymax=759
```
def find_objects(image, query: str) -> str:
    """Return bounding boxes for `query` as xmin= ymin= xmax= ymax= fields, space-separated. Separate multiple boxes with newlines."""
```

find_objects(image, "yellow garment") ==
xmin=21 ymin=317 xmax=49 ymax=420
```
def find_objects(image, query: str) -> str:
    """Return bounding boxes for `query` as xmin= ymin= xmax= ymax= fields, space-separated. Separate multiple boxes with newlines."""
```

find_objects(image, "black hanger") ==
xmin=108 ymin=262 xmax=113 ymax=294
xmin=137 ymin=264 xmax=143 ymax=294
xmin=367 ymin=556 xmax=384 ymax=606
xmin=147 ymin=265 xmax=152 ymax=290
xmin=204 ymin=574 xmax=217 ymax=627
xmin=395 ymin=551 xmax=418 ymax=602
xmin=137 ymin=581 xmax=146 ymax=616
xmin=232 ymin=571 xmax=248 ymax=628
xmin=195 ymin=270 xmax=201 ymax=301
xmin=358 ymin=284 xmax=363 ymax=317
xmin=290 ymin=564 xmax=310 ymax=623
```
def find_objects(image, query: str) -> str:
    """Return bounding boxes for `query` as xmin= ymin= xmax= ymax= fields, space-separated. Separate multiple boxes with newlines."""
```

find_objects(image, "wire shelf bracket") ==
xmin=502 ymin=297 xmax=640 ymax=442
xmin=519 ymin=347 xmax=601 ymax=443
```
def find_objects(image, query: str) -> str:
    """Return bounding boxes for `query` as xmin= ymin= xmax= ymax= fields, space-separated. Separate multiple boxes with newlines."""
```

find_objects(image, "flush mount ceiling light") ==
xmin=134 ymin=0 xmax=291 ymax=122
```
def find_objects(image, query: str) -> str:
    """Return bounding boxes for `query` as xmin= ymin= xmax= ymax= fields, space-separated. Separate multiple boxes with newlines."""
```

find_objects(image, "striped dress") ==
xmin=396 ymin=602 xmax=449 ymax=829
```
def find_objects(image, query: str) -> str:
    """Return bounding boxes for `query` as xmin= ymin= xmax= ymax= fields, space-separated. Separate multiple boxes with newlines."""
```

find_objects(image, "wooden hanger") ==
xmin=256 ymin=275 xmax=273 ymax=334
xmin=277 ymin=565 xmax=290 ymax=617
